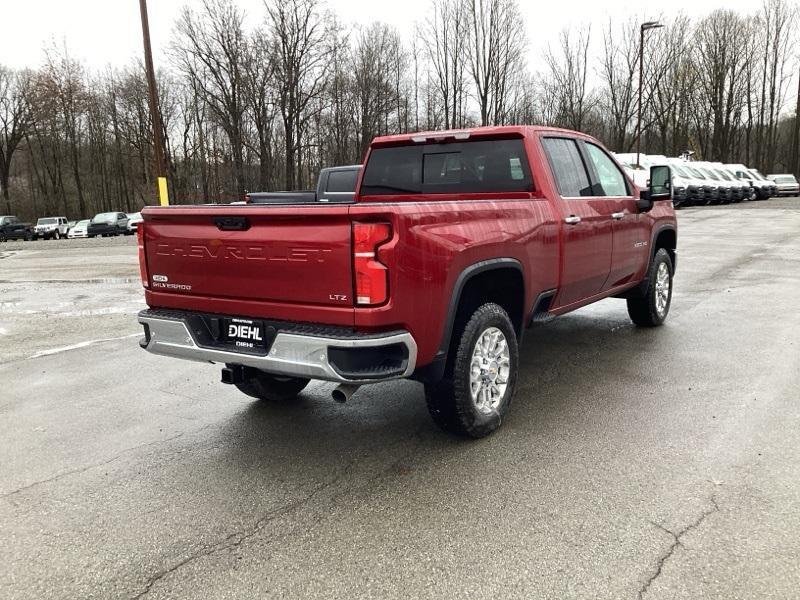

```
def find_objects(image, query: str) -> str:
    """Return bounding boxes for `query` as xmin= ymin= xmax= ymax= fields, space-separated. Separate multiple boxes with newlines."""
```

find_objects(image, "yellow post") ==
xmin=158 ymin=177 xmax=170 ymax=206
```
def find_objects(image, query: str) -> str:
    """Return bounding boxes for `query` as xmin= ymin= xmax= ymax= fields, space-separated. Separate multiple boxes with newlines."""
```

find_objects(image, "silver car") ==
xmin=767 ymin=174 xmax=800 ymax=197
xmin=126 ymin=212 xmax=143 ymax=233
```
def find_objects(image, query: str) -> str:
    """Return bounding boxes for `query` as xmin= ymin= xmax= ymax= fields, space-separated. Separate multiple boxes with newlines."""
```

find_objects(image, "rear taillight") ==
xmin=353 ymin=222 xmax=391 ymax=306
xmin=137 ymin=222 xmax=149 ymax=288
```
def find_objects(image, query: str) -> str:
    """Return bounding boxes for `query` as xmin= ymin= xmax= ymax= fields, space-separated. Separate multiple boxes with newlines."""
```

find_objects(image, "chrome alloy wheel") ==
xmin=655 ymin=262 xmax=671 ymax=316
xmin=469 ymin=327 xmax=511 ymax=414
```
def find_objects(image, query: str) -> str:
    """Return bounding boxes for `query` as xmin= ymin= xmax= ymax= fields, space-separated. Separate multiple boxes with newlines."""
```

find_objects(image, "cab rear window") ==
xmin=361 ymin=139 xmax=533 ymax=195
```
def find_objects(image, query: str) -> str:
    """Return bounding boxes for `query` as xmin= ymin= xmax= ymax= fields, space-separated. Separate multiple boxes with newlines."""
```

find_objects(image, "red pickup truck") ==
xmin=137 ymin=126 xmax=676 ymax=438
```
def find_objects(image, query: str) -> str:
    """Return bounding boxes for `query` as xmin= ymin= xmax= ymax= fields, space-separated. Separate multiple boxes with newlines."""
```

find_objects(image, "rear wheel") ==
xmin=425 ymin=303 xmax=518 ymax=438
xmin=627 ymin=248 xmax=673 ymax=327
xmin=231 ymin=367 xmax=309 ymax=402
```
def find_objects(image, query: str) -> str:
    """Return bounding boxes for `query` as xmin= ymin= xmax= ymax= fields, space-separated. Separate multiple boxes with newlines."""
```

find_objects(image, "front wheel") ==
xmin=425 ymin=303 xmax=519 ymax=438
xmin=231 ymin=367 xmax=309 ymax=402
xmin=627 ymin=248 xmax=673 ymax=327
xmin=53 ymin=230 xmax=61 ymax=240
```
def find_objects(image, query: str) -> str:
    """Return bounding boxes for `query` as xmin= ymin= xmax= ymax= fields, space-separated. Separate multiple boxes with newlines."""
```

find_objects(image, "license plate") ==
xmin=223 ymin=318 xmax=266 ymax=350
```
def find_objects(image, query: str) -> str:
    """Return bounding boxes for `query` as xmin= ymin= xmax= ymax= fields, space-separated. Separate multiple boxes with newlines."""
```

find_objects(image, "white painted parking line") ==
xmin=29 ymin=333 xmax=141 ymax=359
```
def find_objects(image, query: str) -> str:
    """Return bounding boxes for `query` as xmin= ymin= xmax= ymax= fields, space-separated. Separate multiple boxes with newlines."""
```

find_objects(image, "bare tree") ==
xmin=693 ymin=10 xmax=750 ymax=161
xmin=544 ymin=26 xmax=593 ymax=131
xmin=465 ymin=0 xmax=525 ymax=126
xmin=599 ymin=19 xmax=640 ymax=151
xmin=350 ymin=24 xmax=403 ymax=157
xmin=422 ymin=0 xmax=469 ymax=129
xmin=245 ymin=32 xmax=279 ymax=190
xmin=0 ymin=66 xmax=31 ymax=214
xmin=173 ymin=0 xmax=250 ymax=199
xmin=265 ymin=0 xmax=329 ymax=189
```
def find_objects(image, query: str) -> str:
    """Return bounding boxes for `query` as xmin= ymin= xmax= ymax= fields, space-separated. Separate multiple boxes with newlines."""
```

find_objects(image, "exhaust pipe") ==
xmin=331 ymin=383 xmax=361 ymax=403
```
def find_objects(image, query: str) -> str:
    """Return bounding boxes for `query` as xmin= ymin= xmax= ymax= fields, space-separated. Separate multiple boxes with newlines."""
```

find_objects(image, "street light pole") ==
xmin=139 ymin=0 xmax=169 ymax=205
xmin=636 ymin=21 xmax=663 ymax=168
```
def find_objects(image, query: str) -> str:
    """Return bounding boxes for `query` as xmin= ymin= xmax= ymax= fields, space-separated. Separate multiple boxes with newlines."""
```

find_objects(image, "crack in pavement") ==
xmin=638 ymin=495 xmax=720 ymax=599
xmin=129 ymin=428 xmax=429 ymax=599
xmin=0 ymin=432 xmax=187 ymax=502
xmin=129 ymin=460 xmax=357 ymax=600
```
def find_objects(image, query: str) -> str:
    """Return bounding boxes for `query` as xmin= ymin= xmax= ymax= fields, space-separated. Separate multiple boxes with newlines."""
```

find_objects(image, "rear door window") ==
xmin=361 ymin=139 xmax=533 ymax=195
xmin=541 ymin=138 xmax=593 ymax=197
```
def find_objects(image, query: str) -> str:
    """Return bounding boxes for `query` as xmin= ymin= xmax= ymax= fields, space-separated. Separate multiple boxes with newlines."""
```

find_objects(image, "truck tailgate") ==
xmin=142 ymin=206 xmax=353 ymax=309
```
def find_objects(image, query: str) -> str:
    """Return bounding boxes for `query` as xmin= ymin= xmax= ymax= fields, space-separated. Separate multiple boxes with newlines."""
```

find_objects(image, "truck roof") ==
xmin=369 ymin=125 xmax=585 ymax=147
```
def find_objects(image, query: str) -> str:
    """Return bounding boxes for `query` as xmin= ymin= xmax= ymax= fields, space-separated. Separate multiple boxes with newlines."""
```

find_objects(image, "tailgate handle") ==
xmin=214 ymin=216 xmax=250 ymax=231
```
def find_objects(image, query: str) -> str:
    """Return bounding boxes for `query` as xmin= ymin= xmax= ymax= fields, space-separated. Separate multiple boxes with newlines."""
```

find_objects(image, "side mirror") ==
xmin=637 ymin=165 xmax=672 ymax=212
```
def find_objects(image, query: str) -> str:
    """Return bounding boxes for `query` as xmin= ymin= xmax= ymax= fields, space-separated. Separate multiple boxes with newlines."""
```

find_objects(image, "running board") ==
xmin=528 ymin=289 xmax=557 ymax=327
xmin=530 ymin=311 xmax=556 ymax=325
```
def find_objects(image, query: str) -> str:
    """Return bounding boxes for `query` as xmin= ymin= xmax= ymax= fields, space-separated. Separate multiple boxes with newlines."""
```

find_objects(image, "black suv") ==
xmin=0 ymin=216 xmax=35 ymax=242
xmin=87 ymin=212 xmax=130 ymax=237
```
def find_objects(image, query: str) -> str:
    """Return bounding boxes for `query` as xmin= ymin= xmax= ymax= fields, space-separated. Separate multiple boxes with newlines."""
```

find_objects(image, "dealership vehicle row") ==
xmin=0 ymin=211 xmax=142 ymax=241
xmin=614 ymin=152 xmax=798 ymax=207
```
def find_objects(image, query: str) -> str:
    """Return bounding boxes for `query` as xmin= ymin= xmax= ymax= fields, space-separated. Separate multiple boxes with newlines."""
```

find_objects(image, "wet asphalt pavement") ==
xmin=1 ymin=199 xmax=799 ymax=599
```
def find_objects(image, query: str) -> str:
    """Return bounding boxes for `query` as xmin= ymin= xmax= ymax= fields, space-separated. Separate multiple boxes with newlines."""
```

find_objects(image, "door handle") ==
xmin=564 ymin=215 xmax=582 ymax=225
xmin=611 ymin=212 xmax=625 ymax=220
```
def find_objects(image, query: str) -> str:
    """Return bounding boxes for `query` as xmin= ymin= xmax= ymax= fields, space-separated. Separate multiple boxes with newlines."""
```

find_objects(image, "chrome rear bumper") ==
xmin=138 ymin=309 xmax=417 ymax=384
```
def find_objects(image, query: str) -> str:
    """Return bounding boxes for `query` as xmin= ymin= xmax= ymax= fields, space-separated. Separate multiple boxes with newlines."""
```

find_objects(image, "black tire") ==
xmin=53 ymin=230 xmax=60 ymax=240
xmin=425 ymin=302 xmax=519 ymax=438
xmin=0 ymin=233 xmax=6 ymax=242
xmin=627 ymin=248 xmax=674 ymax=327
xmin=25 ymin=231 xmax=33 ymax=241
xmin=231 ymin=367 xmax=309 ymax=402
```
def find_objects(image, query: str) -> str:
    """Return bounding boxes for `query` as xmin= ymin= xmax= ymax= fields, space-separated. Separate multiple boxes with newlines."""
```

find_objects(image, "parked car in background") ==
xmin=682 ymin=165 xmax=718 ymax=205
xmin=752 ymin=170 xmax=778 ymax=197
xmin=34 ymin=216 xmax=69 ymax=240
xmin=712 ymin=166 xmax=747 ymax=202
xmin=67 ymin=219 xmax=90 ymax=239
xmin=727 ymin=164 xmax=769 ymax=200
xmin=0 ymin=215 xmax=35 ymax=241
xmin=67 ymin=220 xmax=77 ymax=231
xmin=126 ymin=212 xmax=143 ymax=233
xmin=87 ymin=212 xmax=130 ymax=237
xmin=767 ymin=174 xmax=800 ymax=196
xmin=668 ymin=161 xmax=707 ymax=206
xmin=695 ymin=163 xmax=731 ymax=204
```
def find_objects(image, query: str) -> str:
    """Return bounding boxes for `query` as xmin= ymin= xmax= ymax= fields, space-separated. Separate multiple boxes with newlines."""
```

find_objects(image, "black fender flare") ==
xmin=650 ymin=225 xmax=677 ymax=271
xmin=413 ymin=258 xmax=524 ymax=383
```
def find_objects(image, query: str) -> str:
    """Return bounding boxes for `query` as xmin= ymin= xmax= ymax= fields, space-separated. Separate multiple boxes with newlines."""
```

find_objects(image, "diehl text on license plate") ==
xmin=226 ymin=318 xmax=264 ymax=349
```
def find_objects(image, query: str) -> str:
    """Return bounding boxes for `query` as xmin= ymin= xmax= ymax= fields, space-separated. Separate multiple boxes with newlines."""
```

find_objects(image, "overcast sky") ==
xmin=1 ymin=0 xmax=768 ymax=73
